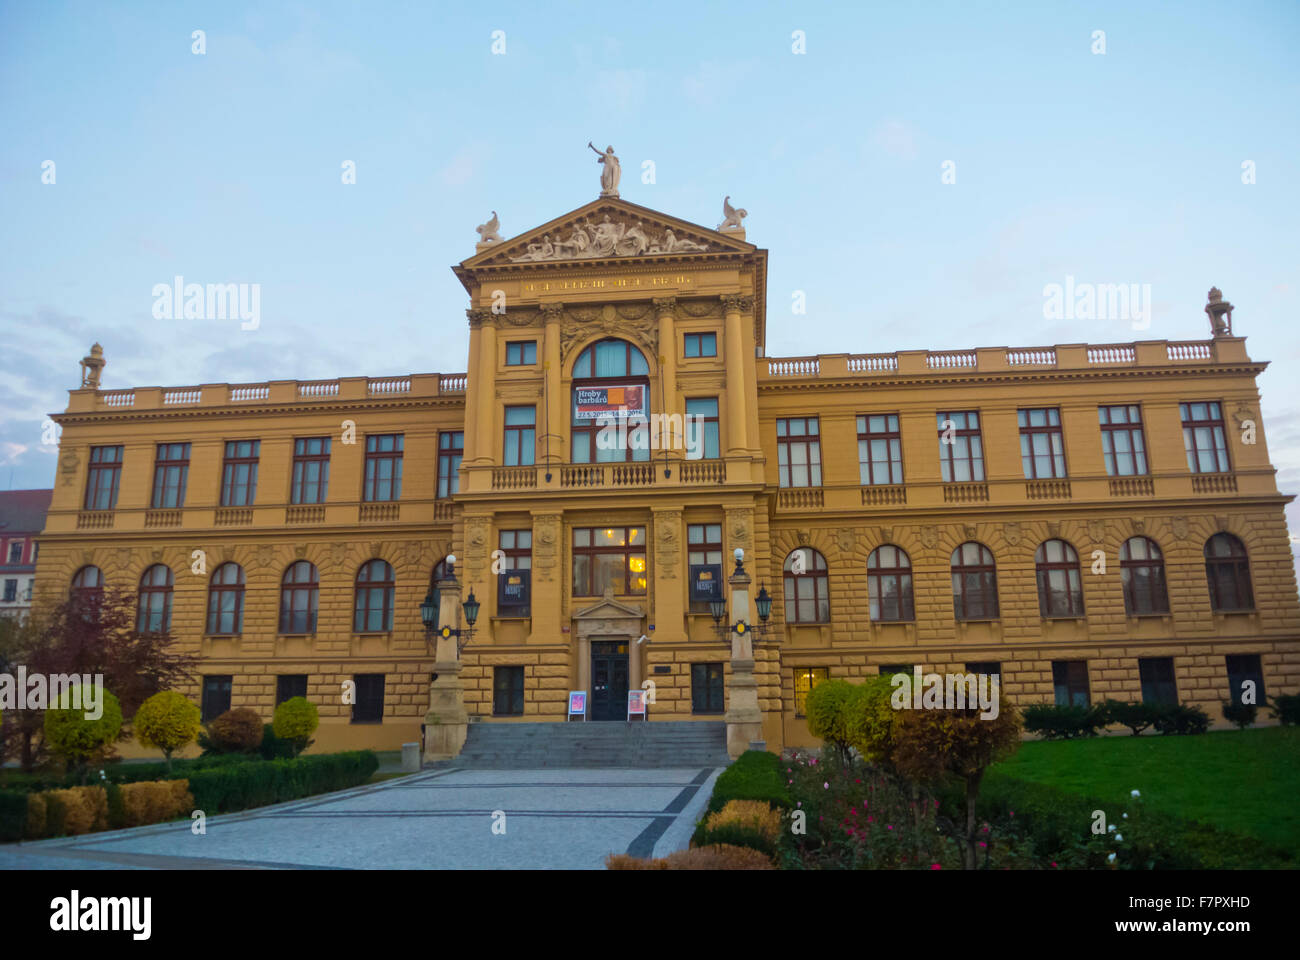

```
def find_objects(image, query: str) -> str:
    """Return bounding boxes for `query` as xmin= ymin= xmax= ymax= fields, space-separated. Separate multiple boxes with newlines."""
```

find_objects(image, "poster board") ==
xmin=627 ymin=689 xmax=647 ymax=722
xmin=567 ymin=691 xmax=587 ymax=721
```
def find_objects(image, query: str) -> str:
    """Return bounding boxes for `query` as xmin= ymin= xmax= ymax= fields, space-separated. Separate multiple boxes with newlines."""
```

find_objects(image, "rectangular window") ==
xmin=1225 ymin=654 xmax=1265 ymax=707
xmin=1139 ymin=657 xmax=1178 ymax=706
xmin=572 ymin=526 xmax=647 ymax=597
xmin=1018 ymin=408 xmax=1067 ymax=479
xmin=84 ymin=445 xmax=124 ymax=510
xmin=793 ymin=667 xmax=828 ymax=717
xmin=936 ymin=412 xmax=984 ymax=482
xmin=200 ymin=675 xmax=233 ymax=722
xmin=1052 ymin=660 xmax=1090 ymax=707
xmin=1181 ymin=401 xmax=1230 ymax=473
xmin=438 ymin=431 xmax=464 ymax=499
xmin=291 ymin=437 xmax=331 ymax=504
xmin=151 ymin=443 xmax=191 ymax=508
xmin=966 ymin=662 xmax=1002 ymax=683
xmin=493 ymin=666 xmax=525 ymax=716
xmin=2 ymin=580 xmax=16 ymax=602
xmin=691 ymin=662 xmax=725 ymax=713
xmin=684 ymin=332 xmax=717 ymax=358
xmin=276 ymin=674 xmax=308 ymax=705
xmin=685 ymin=397 xmax=720 ymax=460
xmin=503 ymin=406 xmax=536 ymax=466
xmin=1098 ymin=405 xmax=1148 ymax=476
xmin=776 ymin=417 xmax=821 ymax=488
xmin=364 ymin=434 xmax=403 ymax=501
xmin=687 ymin=523 xmax=723 ymax=613
xmin=498 ymin=529 xmax=532 ymax=617
xmin=352 ymin=674 xmax=385 ymax=723
xmin=220 ymin=440 xmax=260 ymax=506
xmin=7 ymin=542 xmax=22 ymax=564
xmin=505 ymin=341 xmax=537 ymax=365
xmin=857 ymin=414 xmax=903 ymax=485
xmin=30 ymin=543 xmax=37 ymax=563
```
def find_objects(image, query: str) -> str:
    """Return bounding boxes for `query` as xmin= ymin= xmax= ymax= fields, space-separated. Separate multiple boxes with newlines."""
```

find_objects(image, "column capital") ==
xmin=720 ymin=294 xmax=754 ymax=314
xmin=540 ymin=302 xmax=565 ymax=323
xmin=467 ymin=308 xmax=493 ymax=327
xmin=652 ymin=296 xmax=677 ymax=315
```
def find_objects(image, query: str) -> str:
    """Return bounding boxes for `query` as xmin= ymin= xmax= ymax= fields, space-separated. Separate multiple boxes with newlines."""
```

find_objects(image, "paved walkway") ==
xmin=0 ymin=766 xmax=722 ymax=870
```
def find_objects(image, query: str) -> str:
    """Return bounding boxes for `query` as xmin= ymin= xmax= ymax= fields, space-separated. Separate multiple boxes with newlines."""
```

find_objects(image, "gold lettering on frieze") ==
xmin=523 ymin=275 xmax=693 ymax=294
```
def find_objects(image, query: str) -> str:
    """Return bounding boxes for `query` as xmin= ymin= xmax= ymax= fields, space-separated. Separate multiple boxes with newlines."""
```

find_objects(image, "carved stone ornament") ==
xmin=678 ymin=300 xmax=719 ymax=318
xmin=718 ymin=196 xmax=748 ymax=231
xmin=963 ymin=524 xmax=978 ymax=542
xmin=256 ymin=544 xmax=275 ymax=569
xmin=877 ymin=526 xmax=894 ymax=544
xmin=1088 ymin=519 xmax=1107 ymax=544
xmin=1046 ymin=521 xmax=1061 ymax=540
xmin=295 ymin=545 xmax=307 ymax=559
xmin=114 ymin=547 xmax=133 ymax=571
xmin=656 ymin=516 xmax=681 ymax=580
xmin=467 ymin=519 xmax=488 ymax=548
xmin=1205 ymin=287 xmax=1234 ymax=338
xmin=1214 ymin=515 xmax=1229 ymax=532
xmin=1003 ymin=522 xmax=1022 ymax=546
xmin=404 ymin=541 xmax=424 ymax=566
xmin=720 ymin=294 xmax=754 ymax=314
xmin=508 ymin=213 xmax=711 ymax=262
xmin=60 ymin=447 xmax=81 ymax=487
xmin=476 ymin=211 xmax=502 ymax=244
xmin=560 ymin=303 xmax=657 ymax=362
xmin=330 ymin=542 xmax=350 ymax=570
xmin=836 ymin=528 xmax=857 ymax=554
xmin=652 ymin=296 xmax=677 ymax=316
xmin=1231 ymin=404 xmax=1255 ymax=431
xmin=920 ymin=526 xmax=939 ymax=549
xmin=1171 ymin=516 xmax=1190 ymax=541
xmin=1132 ymin=519 xmax=1146 ymax=536
xmin=466 ymin=307 xmax=493 ymax=327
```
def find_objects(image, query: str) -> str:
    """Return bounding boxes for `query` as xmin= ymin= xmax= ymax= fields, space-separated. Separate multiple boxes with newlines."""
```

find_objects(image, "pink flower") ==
xmin=866 ymin=816 xmax=874 ymax=822
xmin=1009 ymin=810 xmax=1015 ymax=817
xmin=886 ymin=824 xmax=893 ymax=831
xmin=978 ymin=841 xmax=987 ymax=848
xmin=823 ymin=782 xmax=829 ymax=789
xmin=930 ymin=864 xmax=942 ymax=870
xmin=796 ymin=801 xmax=801 ymax=808
xmin=933 ymin=800 xmax=939 ymax=808
xmin=1050 ymin=862 xmax=1058 ymax=868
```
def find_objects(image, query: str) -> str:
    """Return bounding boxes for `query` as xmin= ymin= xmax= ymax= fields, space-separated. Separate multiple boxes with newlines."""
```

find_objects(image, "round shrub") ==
xmin=208 ymin=708 xmax=265 ymax=753
xmin=133 ymin=691 xmax=202 ymax=770
xmin=43 ymin=685 xmax=123 ymax=777
xmin=843 ymin=675 xmax=899 ymax=766
xmin=272 ymin=697 xmax=319 ymax=756
xmin=804 ymin=679 xmax=858 ymax=760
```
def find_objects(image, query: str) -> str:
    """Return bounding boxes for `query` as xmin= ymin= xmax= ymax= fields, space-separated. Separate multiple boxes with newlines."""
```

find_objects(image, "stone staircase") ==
xmin=452 ymin=721 xmax=731 ymax=769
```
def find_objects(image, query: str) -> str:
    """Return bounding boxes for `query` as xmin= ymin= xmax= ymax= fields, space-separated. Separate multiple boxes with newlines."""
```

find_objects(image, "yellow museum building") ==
xmin=35 ymin=189 xmax=1300 ymax=756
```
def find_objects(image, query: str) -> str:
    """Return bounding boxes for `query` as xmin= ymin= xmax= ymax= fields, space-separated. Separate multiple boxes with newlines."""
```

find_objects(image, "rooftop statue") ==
xmin=588 ymin=142 xmax=621 ymax=198
xmin=718 ymin=196 xmax=747 ymax=231
xmin=475 ymin=211 xmax=502 ymax=244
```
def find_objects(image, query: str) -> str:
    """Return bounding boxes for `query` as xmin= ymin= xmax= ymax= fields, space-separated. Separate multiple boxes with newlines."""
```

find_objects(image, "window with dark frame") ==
xmin=1120 ymin=537 xmax=1169 ymax=615
xmin=1181 ymin=401 xmax=1230 ymax=474
xmin=1139 ymin=657 xmax=1178 ymax=705
xmin=793 ymin=666 xmax=828 ymax=717
xmin=951 ymin=542 xmax=999 ymax=621
xmin=280 ymin=561 xmax=319 ymax=633
xmin=351 ymin=674 xmax=385 ymax=723
xmin=783 ymin=547 xmax=829 ymax=623
xmin=857 ymin=414 xmax=903 ymax=486
xmin=2 ymin=580 xmax=15 ymax=602
xmin=71 ymin=565 xmax=104 ymax=605
xmin=151 ymin=442 xmax=191 ymax=508
xmin=503 ymin=406 xmax=537 ymax=466
xmin=498 ymin=529 xmax=532 ymax=616
xmin=354 ymin=559 xmax=395 ymax=632
xmin=867 ymin=545 xmax=914 ymax=622
xmin=687 ymin=523 xmax=723 ymax=613
xmin=364 ymin=434 xmax=403 ymax=501
xmin=137 ymin=564 xmax=173 ymax=633
xmin=570 ymin=338 xmax=652 ymax=464
xmin=776 ymin=417 xmax=821 ymax=488
xmin=1098 ymin=405 xmax=1148 ymax=476
xmin=691 ymin=662 xmax=725 ymax=713
xmin=505 ymin=341 xmax=537 ymax=365
xmin=966 ymin=662 xmax=1002 ymax=682
xmin=1205 ymin=533 xmax=1253 ymax=611
xmin=1018 ymin=408 xmax=1067 ymax=479
xmin=438 ymin=431 xmax=464 ymax=499
xmin=1035 ymin=539 xmax=1085 ymax=618
xmin=7 ymin=542 xmax=23 ymax=564
xmin=936 ymin=412 xmax=984 ymax=482
xmin=291 ymin=437 xmax=331 ymax=504
xmin=572 ymin=526 xmax=647 ymax=596
xmin=684 ymin=332 xmax=717 ymax=358
xmin=201 ymin=675 xmax=232 ymax=722
xmin=879 ymin=663 xmax=915 ymax=680
xmin=493 ymin=666 xmax=525 ymax=716
xmin=1225 ymin=654 xmax=1265 ymax=707
xmin=276 ymin=674 xmax=308 ymax=705
xmin=206 ymin=562 xmax=246 ymax=635
xmin=220 ymin=440 xmax=260 ymax=506
xmin=685 ymin=397 xmax=720 ymax=460
xmin=1052 ymin=660 xmax=1091 ymax=707
xmin=84 ymin=445 xmax=124 ymax=510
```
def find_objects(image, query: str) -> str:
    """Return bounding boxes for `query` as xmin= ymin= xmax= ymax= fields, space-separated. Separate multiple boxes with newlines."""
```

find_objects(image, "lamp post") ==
xmin=723 ymin=548 xmax=765 ymax=758
xmin=422 ymin=554 xmax=474 ymax=763
xmin=421 ymin=582 xmax=480 ymax=657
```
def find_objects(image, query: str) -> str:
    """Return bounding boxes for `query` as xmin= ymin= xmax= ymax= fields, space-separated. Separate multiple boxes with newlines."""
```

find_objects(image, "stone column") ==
xmin=424 ymin=562 xmax=469 ymax=762
xmin=653 ymin=297 xmax=679 ymax=454
xmin=472 ymin=313 xmax=497 ymax=466
xmin=722 ymin=295 xmax=753 ymax=456
xmin=542 ymin=303 xmax=565 ymax=475
xmin=723 ymin=553 xmax=764 ymax=757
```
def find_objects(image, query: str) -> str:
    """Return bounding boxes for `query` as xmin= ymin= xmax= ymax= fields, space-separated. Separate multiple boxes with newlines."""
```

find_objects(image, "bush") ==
xmin=1268 ymin=693 xmax=1300 ymax=726
xmin=706 ymin=750 xmax=790 ymax=815
xmin=1101 ymin=700 xmax=1161 ymax=736
xmin=843 ymin=676 xmax=899 ymax=766
xmin=1151 ymin=703 xmax=1210 ymax=736
xmin=120 ymin=780 xmax=194 ymax=827
xmin=692 ymin=799 xmax=782 ymax=857
xmin=0 ymin=791 xmax=28 ymax=841
xmin=259 ymin=724 xmax=297 ymax=760
xmin=804 ymin=679 xmax=858 ymax=762
xmin=133 ymin=691 xmax=202 ymax=770
xmin=1022 ymin=703 xmax=1106 ymax=740
xmin=606 ymin=844 xmax=776 ymax=870
xmin=43 ymin=685 xmax=124 ymax=778
xmin=105 ymin=781 xmax=126 ymax=830
xmin=1221 ymin=701 xmax=1257 ymax=729
xmin=186 ymin=751 xmax=378 ymax=815
xmin=44 ymin=786 xmax=107 ymax=835
xmin=207 ymin=708 xmax=265 ymax=754
xmin=272 ymin=697 xmax=319 ymax=756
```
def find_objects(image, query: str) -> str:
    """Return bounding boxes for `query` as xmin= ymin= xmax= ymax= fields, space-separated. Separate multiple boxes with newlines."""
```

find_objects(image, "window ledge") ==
xmin=353 ymin=632 xmax=391 ymax=639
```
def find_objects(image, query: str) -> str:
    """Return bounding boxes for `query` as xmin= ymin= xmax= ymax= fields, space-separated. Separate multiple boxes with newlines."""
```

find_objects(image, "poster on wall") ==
xmin=568 ymin=691 xmax=587 ymax=721
xmin=498 ymin=569 xmax=530 ymax=612
xmin=627 ymin=689 xmax=646 ymax=721
xmin=573 ymin=384 xmax=647 ymax=420
xmin=689 ymin=564 xmax=723 ymax=602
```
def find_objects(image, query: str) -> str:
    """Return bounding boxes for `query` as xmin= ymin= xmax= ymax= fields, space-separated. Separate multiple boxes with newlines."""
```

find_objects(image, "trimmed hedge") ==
xmin=1022 ymin=703 xmax=1106 ymax=739
xmin=705 ymin=750 xmax=790 ymax=815
xmin=1268 ymin=693 xmax=1300 ymax=726
xmin=0 ymin=791 xmax=29 ymax=842
xmin=1 ymin=753 xmax=255 ymax=794
xmin=1221 ymin=702 xmax=1257 ymax=729
xmin=186 ymin=751 xmax=378 ymax=815
xmin=1151 ymin=703 xmax=1210 ymax=736
xmin=692 ymin=799 xmax=782 ymax=857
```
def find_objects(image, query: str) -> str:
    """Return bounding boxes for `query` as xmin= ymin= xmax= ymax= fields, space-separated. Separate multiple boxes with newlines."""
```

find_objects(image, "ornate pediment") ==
xmin=459 ymin=198 xmax=754 ymax=271
xmin=572 ymin=589 xmax=645 ymax=622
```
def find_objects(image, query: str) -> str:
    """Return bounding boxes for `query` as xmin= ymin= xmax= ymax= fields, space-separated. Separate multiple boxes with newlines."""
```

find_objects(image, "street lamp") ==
xmin=421 ymin=554 xmax=481 ymax=656
xmin=754 ymin=585 xmax=772 ymax=624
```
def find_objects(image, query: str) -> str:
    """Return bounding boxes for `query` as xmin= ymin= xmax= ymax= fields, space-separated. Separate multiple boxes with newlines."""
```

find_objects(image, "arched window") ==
xmin=206 ymin=563 xmax=246 ymax=635
xmin=951 ymin=542 xmax=998 ymax=620
xmin=71 ymin=565 xmax=104 ymax=604
xmin=355 ymin=559 xmax=395 ymax=632
xmin=280 ymin=561 xmax=319 ymax=634
xmin=1035 ymin=540 xmax=1084 ymax=617
xmin=1120 ymin=537 xmax=1169 ymax=615
xmin=571 ymin=338 xmax=651 ymax=463
xmin=137 ymin=564 xmax=174 ymax=634
xmin=1205 ymin=533 xmax=1253 ymax=611
xmin=867 ymin=546 xmax=913 ymax=621
xmin=783 ymin=548 xmax=829 ymax=623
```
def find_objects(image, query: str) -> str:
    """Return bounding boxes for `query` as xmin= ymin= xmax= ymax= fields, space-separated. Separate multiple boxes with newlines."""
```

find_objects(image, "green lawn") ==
xmin=989 ymin=727 xmax=1300 ymax=853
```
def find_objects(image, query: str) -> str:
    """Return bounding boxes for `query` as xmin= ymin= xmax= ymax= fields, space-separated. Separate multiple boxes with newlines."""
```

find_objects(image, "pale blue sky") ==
xmin=1 ymin=0 xmax=1297 ymax=552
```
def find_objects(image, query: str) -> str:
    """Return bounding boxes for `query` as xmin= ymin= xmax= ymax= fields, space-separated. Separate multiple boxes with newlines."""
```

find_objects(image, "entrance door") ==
xmin=590 ymin=640 xmax=630 ymax=721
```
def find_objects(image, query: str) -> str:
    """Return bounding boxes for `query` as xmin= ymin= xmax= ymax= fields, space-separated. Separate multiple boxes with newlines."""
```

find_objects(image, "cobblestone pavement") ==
xmin=0 ymin=766 xmax=722 ymax=870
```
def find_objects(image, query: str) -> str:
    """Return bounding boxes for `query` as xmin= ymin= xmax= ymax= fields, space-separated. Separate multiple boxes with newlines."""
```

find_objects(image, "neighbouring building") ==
xmin=33 ymin=183 xmax=1300 ymax=754
xmin=0 ymin=489 xmax=51 ymax=623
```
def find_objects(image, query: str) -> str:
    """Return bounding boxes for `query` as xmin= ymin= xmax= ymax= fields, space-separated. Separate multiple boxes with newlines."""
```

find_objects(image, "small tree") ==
xmin=133 ymin=690 xmax=201 ymax=773
xmin=272 ymin=697 xmax=319 ymax=756
xmin=803 ymin=679 xmax=858 ymax=764
xmin=43 ymin=684 xmax=123 ymax=784
xmin=207 ymin=707 xmax=264 ymax=754
xmin=843 ymin=675 xmax=900 ymax=766
xmin=1102 ymin=699 xmax=1159 ymax=736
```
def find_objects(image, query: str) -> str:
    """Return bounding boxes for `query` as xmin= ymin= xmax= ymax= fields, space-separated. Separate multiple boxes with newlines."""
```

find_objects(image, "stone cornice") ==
xmin=756 ymin=363 xmax=1269 ymax=393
